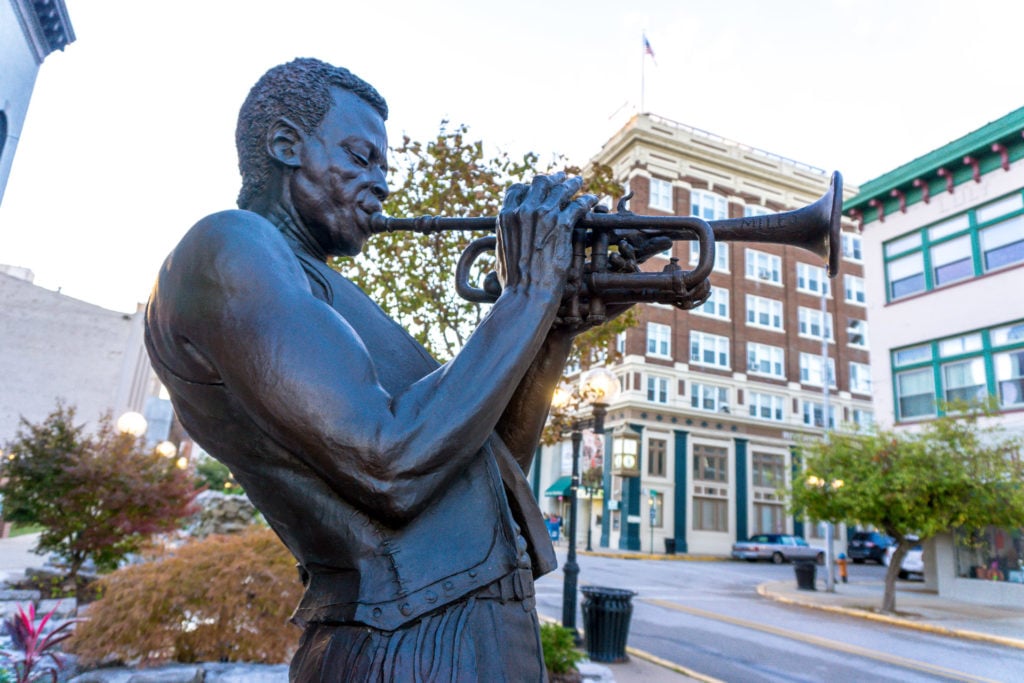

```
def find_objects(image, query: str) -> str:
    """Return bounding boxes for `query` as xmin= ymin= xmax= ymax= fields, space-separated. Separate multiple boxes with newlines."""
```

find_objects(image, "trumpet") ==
xmin=370 ymin=171 xmax=843 ymax=324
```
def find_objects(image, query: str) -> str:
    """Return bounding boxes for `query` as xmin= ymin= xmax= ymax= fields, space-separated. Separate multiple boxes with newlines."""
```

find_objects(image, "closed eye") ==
xmin=343 ymin=145 xmax=369 ymax=167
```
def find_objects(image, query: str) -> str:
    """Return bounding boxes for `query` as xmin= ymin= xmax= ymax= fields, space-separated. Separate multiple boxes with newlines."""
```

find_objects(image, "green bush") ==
xmin=540 ymin=622 xmax=584 ymax=676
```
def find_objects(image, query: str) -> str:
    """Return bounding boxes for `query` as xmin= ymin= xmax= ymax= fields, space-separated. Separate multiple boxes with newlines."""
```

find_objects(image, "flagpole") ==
xmin=640 ymin=33 xmax=646 ymax=113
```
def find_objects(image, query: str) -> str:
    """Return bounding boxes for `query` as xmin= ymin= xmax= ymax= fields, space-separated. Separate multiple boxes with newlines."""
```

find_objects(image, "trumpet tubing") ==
xmin=372 ymin=171 xmax=843 ymax=316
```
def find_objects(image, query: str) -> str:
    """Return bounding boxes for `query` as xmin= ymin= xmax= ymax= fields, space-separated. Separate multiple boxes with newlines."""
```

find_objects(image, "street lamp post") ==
xmin=552 ymin=368 xmax=619 ymax=640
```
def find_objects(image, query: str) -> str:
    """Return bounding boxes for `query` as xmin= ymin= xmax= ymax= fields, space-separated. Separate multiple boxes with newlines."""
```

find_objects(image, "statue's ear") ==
xmin=267 ymin=117 xmax=303 ymax=168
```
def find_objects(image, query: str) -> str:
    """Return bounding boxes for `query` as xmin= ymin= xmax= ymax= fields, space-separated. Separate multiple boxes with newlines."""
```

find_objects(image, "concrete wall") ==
xmin=0 ymin=270 xmax=155 ymax=444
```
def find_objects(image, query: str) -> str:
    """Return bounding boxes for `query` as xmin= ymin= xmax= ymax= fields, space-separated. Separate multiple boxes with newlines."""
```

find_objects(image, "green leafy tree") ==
xmin=333 ymin=121 xmax=633 ymax=366
xmin=195 ymin=455 xmax=244 ymax=495
xmin=1 ymin=403 xmax=200 ymax=583
xmin=789 ymin=401 xmax=1024 ymax=613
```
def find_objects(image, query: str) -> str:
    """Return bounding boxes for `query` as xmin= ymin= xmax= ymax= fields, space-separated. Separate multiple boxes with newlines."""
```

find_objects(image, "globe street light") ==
xmin=551 ymin=367 xmax=619 ymax=640
xmin=116 ymin=411 xmax=148 ymax=438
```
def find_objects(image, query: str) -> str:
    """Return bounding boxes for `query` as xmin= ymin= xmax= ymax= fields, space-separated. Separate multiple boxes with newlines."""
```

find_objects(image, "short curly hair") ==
xmin=235 ymin=58 xmax=388 ymax=210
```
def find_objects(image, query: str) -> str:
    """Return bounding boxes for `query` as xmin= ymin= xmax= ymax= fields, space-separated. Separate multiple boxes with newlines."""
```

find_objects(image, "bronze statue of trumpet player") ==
xmin=145 ymin=57 xmax=842 ymax=682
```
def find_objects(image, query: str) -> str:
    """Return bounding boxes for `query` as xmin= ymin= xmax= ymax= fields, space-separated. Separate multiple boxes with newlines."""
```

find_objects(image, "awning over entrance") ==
xmin=544 ymin=475 xmax=573 ymax=498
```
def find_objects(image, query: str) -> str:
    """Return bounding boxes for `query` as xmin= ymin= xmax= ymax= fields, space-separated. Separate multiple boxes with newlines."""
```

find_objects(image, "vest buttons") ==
xmin=400 ymin=602 xmax=413 ymax=616
xmin=443 ymin=581 xmax=454 ymax=592
xmin=372 ymin=608 xmax=382 ymax=618
xmin=469 ymin=569 xmax=478 ymax=579
xmin=425 ymin=590 xmax=438 ymax=604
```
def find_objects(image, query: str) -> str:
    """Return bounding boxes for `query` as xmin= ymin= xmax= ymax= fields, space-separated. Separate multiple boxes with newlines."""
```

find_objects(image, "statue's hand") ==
xmin=496 ymin=173 xmax=596 ymax=298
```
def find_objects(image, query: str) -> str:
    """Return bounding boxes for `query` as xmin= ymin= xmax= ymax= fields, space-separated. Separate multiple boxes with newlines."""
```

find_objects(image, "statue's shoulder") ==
xmin=170 ymin=210 xmax=297 ymax=278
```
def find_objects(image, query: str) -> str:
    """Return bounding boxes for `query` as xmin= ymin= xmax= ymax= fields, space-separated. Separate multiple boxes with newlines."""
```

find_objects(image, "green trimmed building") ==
xmin=845 ymin=106 xmax=1024 ymax=602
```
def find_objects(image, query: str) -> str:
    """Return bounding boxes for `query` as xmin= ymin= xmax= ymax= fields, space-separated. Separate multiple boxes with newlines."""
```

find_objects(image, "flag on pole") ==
xmin=643 ymin=33 xmax=656 ymax=64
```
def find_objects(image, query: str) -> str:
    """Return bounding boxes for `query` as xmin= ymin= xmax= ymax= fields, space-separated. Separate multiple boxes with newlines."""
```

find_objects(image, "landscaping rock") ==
xmin=68 ymin=663 xmax=289 ymax=683
xmin=0 ymin=588 xmax=43 ymax=602
xmin=39 ymin=597 xmax=78 ymax=618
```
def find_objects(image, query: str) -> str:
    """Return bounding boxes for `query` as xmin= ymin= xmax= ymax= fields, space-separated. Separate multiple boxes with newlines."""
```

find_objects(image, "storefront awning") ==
xmin=544 ymin=475 xmax=573 ymax=498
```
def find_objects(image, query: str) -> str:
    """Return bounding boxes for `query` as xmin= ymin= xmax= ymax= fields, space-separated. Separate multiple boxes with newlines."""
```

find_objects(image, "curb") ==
xmin=538 ymin=614 xmax=716 ymax=681
xmin=624 ymin=646 xmax=725 ymax=683
xmin=756 ymin=583 xmax=1024 ymax=651
xmin=579 ymin=550 xmax=724 ymax=562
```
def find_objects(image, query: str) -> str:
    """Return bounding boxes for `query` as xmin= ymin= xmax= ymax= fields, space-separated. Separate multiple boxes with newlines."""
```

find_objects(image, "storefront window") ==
xmin=954 ymin=527 xmax=1024 ymax=583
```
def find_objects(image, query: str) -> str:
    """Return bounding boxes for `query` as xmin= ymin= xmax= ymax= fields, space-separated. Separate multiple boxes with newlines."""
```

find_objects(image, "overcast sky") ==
xmin=2 ymin=0 xmax=1023 ymax=313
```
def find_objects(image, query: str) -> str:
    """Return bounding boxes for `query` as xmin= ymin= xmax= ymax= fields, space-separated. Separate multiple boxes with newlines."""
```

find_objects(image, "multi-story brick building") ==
xmin=535 ymin=114 xmax=871 ymax=557
xmin=844 ymin=106 xmax=1024 ymax=603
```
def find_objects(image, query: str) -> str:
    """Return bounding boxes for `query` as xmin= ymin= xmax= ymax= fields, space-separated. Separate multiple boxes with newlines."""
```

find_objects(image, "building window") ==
xmin=752 ymin=451 xmax=785 ymax=488
xmin=648 ymin=438 xmax=667 ymax=477
xmin=844 ymin=275 xmax=866 ymax=305
xmin=883 ymin=192 xmax=1024 ymax=302
xmin=690 ymin=382 xmax=729 ymax=413
xmin=690 ymin=331 xmax=730 ymax=369
xmin=745 ymin=205 xmax=769 ymax=218
xmin=690 ymin=240 xmax=730 ymax=272
xmin=842 ymin=232 xmax=863 ymax=262
xmin=746 ymin=295 xmax=783 ymax=331
xmin=753 ymin=503 xmax=785 ymax=534
xmin=996 ymin=349 xmax=1024 ymax=408
xmin=745 ymin=249 xmax=782 ymax=284
xmin=646 ymin=322 xmax=672 ymax=358
xmin=650 ymin=177 xmax=673 ymax=212
xmin=748 ymin=391 xmax=784 ymax=422
xmin=931 ymin=235 xmax=973 ymax=287
xmin=693 ymin=287 xmax=729 ymax=320
xmin=801 ymin=400 xmax=836 ymax=429
xmin=887 ymin=252 xmax=926 ymax=300
xmin=616 ymin=331 xmax=627 ymax=356
xmin=747 ymin=342 xmax=784 ymax=378
xmin=942 ymin=357 xmax=986 ymax=403
xmin=798 ymin=307 xmax=834 ymax=341
xmin=895 ymin=367 xmax=936 ymax=419
xmin=847 ymin=319 xmax=869 ymax=348
xmin=694 ymin=497 xmax=728 ymax=532
xmin=850 ymin=362 xmax=872 ymax=394
xmin=693 ymin=443 xmax=728 ymax=482
xmin=692 ymin=444 xmax=728 ymax=532
xmin=690 ymin=189 xmax=728 ymax=221
xmin=647 ymin=375 xmax=669 ymax=403
xmin=799 ymin=353 xmax=836 ymax=387
xmin=796 ymin=263 xmax=830 ymax=297
xmin=980 ymin=215 xmax=1024 ymax=271
xmin=852 ymin=409 xmax=874 ymax=429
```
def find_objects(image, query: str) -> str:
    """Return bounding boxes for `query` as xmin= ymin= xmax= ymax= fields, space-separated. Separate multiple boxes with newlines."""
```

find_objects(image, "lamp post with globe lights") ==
xmin=550 ymin=367 xmax=619 ymax=639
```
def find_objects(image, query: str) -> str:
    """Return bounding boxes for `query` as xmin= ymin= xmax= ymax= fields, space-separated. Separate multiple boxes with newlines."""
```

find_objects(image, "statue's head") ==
xmin=236 ymin=58 xmax=388 ymax=211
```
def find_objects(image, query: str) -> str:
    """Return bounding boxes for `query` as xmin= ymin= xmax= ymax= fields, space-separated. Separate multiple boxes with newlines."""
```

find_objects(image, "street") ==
xmin=535 ymin=553 xmax=1023 ymax=682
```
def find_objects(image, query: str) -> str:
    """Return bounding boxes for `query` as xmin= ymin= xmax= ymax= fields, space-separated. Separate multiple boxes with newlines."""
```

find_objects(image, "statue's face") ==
xmin=291 ymin=88 xmax=389 ymax=257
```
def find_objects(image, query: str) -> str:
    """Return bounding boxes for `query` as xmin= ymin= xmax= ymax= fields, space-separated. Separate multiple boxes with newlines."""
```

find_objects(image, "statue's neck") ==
xmin=265 ymin=203 xmax=327 ymax=262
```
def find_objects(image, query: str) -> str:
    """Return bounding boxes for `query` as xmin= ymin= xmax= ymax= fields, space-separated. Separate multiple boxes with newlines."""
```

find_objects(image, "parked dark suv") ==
xmin=847 ymin=531 xmax=894 ymax=564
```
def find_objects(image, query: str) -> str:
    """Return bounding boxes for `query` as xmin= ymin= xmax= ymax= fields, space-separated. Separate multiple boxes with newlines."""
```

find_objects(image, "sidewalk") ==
xmin=759 ymin=576 xmax=1024 ymax=650
xmin=0 ymin=532 xmax=47 ymax=583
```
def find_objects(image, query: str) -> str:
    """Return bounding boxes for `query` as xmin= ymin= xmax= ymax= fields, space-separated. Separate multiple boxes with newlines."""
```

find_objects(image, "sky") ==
xmin=2 ymin=0 xmax=1024 ymax=313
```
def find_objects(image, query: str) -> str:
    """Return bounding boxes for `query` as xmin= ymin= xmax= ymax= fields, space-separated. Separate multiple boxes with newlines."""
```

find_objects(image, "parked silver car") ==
xmin=731 ymin=533 xmax=825 ymax=564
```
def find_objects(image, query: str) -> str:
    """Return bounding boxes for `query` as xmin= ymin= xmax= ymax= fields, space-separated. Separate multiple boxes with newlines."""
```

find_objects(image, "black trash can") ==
xmin=580 ymin=586 xmax=636 ymax=663
xmin=794 ymin=560 xmax=817 ymax=591
xmin=664 ymin=538 xmax=676 ymax=555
